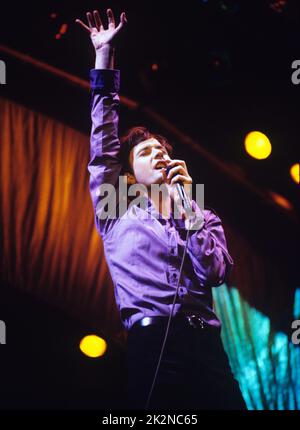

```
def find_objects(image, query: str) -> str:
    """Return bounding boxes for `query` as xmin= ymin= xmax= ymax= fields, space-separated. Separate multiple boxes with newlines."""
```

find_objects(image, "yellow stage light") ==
xmin=79 ymin=335 xmax=107 ymax=358
xmin=290 ymin=163 xmax=299 ymax=184
xmin=244 ymin=131 xmax=272 ymax=160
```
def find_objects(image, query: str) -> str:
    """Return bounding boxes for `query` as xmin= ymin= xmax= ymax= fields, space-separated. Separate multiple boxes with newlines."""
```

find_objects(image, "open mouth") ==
xmin=154 ymin=161 xmax=167 ymax=170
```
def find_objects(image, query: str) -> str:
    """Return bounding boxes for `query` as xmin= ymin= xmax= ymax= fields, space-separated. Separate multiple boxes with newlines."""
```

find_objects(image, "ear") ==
xmin=125 ymin=172 xmax=136 ymax=185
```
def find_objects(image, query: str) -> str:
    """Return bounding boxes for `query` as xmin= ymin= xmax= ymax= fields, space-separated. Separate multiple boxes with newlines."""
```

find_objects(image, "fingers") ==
xmin=93 ymin=10 xmax=103 ymax=31
xmin=75 ymin=19 xmax=91 ymax=33
xmin=121 ymin=12 xmax=128 ymax=24
xmin=167 ymin=163 xmax=192 ymax=186
xmin=167 ymin=165 xmax=186 ymax=179
xmin=107 ymin=8 xmax=116 ymax=28
xmin=167 ymin=161 xmax=191 ymax=184
xmin=76 ymin=10 xmax=102 ymax=33
xmin=170 ymin=174 xmax=192 ymax=186
xmin=86 ymin=12 xmax=94 ymax=29
xmin=167 ymin=159 xmax=187 ymax=170
xmin=76 ymin=9 xmax=127 ymax=34
xmin=115 ymin=12 xmax=127 ymax=33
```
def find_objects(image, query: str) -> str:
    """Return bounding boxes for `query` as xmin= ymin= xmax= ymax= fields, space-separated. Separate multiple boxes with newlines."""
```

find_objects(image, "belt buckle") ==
xmin=187 ymin=314 xmax=205 ymax=329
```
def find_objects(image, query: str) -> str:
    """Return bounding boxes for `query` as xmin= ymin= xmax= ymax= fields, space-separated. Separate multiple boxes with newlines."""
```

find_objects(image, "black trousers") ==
xmin=126 ymin=318 xmax=247 ymax=410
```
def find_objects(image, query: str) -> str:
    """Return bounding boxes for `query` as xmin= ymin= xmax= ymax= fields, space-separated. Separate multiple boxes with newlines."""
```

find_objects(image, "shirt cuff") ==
xmin=90 ymin=69 xmax=120 ymax=92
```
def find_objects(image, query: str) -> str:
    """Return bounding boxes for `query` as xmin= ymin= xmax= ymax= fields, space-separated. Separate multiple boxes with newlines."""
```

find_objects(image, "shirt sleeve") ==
xmin=187 ymin=207 xmax=234 ymax=288
xmin=88 ymin=69 xmax=122 ymax=236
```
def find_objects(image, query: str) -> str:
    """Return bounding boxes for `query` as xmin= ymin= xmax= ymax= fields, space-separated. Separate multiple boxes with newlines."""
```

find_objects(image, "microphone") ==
xmin=166 ymin=165 xmax=193 ymax=216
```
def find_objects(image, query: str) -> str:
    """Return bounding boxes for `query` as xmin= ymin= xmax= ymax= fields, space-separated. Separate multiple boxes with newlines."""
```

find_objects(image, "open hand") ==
xmin=76 ymin=9 xmax=127 ymax=51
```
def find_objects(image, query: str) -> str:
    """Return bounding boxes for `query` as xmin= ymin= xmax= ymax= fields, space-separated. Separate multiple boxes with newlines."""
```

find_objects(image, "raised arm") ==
xmin=76 ymin=9 xmax=127 ymax=235
xmin=76 ymin=9 xmax=127 ymax=69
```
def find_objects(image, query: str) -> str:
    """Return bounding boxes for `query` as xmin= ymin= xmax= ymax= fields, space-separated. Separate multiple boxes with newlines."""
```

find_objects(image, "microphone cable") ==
xmin=144 ymin=225 xmax=191 ymax=411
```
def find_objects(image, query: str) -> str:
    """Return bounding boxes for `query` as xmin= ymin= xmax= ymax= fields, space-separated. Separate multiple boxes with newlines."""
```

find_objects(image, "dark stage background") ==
xmin=0 ymin=0 xmax=299 ymax=410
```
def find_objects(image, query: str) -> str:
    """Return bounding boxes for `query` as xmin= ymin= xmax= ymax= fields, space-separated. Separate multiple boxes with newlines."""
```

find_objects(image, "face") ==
xmin=128 ymin=138 xmax=171 ymax=187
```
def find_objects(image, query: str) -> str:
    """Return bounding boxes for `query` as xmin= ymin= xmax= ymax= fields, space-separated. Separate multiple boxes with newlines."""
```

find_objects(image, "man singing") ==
xmin=76 ymin=8 xmax=247 ymax=410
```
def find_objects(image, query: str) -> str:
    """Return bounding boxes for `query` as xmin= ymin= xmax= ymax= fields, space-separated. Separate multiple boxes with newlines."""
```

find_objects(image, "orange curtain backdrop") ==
xmin=0 ymin=97 xmax=123 ymax=338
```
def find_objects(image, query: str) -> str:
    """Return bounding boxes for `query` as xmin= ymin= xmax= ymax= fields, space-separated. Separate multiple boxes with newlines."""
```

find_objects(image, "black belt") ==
xmin=131 ymin=314 xmax=218 ymax=331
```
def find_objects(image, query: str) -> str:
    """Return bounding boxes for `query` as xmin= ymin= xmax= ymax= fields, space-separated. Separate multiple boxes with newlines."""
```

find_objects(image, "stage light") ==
xmin=59 ymin=24 xmax=68 ymax=35
xmin=269 ymin=191 xmax=293 ymax=211
xmin=79 ymin=334 xmax=107 ymax=358
xmin=290 ymin=163 xmax=299 ymax=184
xmin=151 ymin=63 xmax=158 ymax=72
xmin=55 ymin=23 xmax=68 ymax=40
xmin=244 ymin=131 xmax=272 ymax=160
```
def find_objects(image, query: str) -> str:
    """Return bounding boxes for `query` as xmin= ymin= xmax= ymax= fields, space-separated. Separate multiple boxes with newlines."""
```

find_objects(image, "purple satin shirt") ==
xmin=88 ymin=69 xmax=234 ymax=331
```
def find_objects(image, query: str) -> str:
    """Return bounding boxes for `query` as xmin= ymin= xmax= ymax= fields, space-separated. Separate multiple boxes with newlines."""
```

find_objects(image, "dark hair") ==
xmin=119 ymin=126 xmax=173 ymax=174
